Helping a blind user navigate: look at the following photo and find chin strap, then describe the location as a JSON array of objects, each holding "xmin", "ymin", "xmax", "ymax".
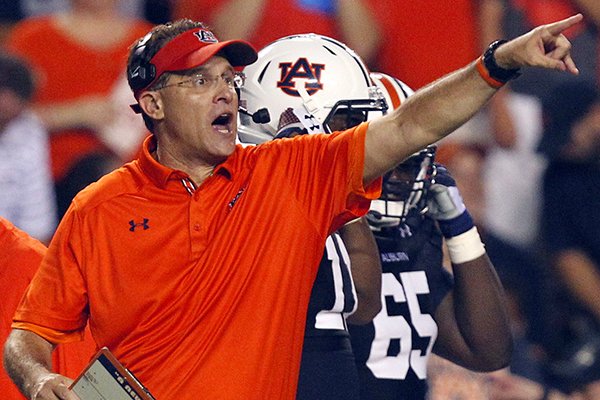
[{"xmin": 296, "ymin": 84, "xmax": 327, "ymax": 132}]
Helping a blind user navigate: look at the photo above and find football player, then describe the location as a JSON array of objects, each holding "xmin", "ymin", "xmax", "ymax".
[
  {"xmin": 238, "ymin": 34, "xmax": 387, "ymax": 400},
  {"xmin": 347, "ymin": 72, "xmax": 512, "ymax": 399}
]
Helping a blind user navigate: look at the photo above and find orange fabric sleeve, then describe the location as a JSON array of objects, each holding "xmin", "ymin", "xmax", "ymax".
[{"xmin": 12, "ymin": 210, "xmax": 89, "ymax": 343}]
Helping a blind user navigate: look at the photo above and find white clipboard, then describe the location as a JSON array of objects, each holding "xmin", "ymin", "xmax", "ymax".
[{"xmin": 69, "ymin": 347, "xmax": 156, "ymax": 400}]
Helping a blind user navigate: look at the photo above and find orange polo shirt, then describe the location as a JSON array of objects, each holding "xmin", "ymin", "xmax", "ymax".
[{"xmin": 13, "ymin": 123, "xmax": 380, "ymax": 399}]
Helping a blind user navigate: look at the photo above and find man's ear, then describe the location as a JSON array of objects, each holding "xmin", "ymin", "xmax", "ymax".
[{"xmin": 138, "ymin": 91, "xmax": 164, "ymax": 120}]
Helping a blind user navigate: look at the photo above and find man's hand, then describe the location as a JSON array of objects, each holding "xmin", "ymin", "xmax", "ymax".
[
  {"xmin": 495, "ymin": 13, "xmax": 583, "ymax": 73},
  {"xmin": 426, "ymin": 164, "xmax": 474, "ymax": 238},
  {"xmin": 361, "ymin": 14, "xmax": 583, "ymax": 186},
  {"xmin": 3, "ymin": 329, "xmax": 79, "ymax": 400},
  {"xmin": 29, "ymin": 373, "xmax": 79, "ymax": 400},
  {"xmin": 427, "ymin": 164, "xmax": 487, "ymax": 265}
]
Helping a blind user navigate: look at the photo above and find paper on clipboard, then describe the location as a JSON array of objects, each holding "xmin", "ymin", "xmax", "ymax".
[{"xmin": 69, "ymin": 347, "xmax": 155, "ymax": 400}]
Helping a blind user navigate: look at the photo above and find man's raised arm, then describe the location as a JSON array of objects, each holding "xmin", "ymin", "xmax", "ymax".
[{"xmin": 363, "ymin": 13, "xmax": 583, "ymax": 184}]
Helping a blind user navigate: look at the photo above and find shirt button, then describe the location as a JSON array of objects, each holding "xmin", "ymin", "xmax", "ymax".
[{"xmin": 194, "ymin": 223, "xmax": 201, "ymax": 231}]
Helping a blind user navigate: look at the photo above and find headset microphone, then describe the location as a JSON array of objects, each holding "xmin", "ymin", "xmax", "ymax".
[{"xmin": 239, "ymin": 106, "xmax": 271, "ymax": 124}]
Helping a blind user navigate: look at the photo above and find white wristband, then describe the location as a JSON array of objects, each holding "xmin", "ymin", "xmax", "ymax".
[{"xmin": 445, "ymin": 227, "xmax": 486, "ymax": 264}]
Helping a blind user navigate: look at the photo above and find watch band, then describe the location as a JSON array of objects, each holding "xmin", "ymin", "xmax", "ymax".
[{"xmin": 477, "ymin": 39, "xmax": 521, "ymax": 88}]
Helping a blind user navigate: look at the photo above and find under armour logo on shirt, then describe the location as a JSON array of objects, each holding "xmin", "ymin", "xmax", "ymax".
[{"xmin": 129, "ymin": 218, "xmax": 150, "ymax": 232}]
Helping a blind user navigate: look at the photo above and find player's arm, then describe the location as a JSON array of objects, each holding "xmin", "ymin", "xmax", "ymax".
[
  {"xmin": 434, "ymin": 255, "xmax": 512, "ymax": 371},
  {"xmin": 425, "ymin": 165, "xmax": 512, "ymax": 371},
  {"xmin": 362, "ymin": 14, "xmax": 582, "ymax": 184},
  {"xmin": 3, "ymin": 329, "xmax": 78, "ymax": 400},
  {"xmin": 340, "ymin": 217, "xmax": 382, "ymax": 325}
]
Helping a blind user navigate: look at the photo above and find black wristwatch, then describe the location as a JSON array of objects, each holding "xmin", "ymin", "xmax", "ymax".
[{"xmin": 483, "ymin": 40, "xmax": 521, "ymax": 83}]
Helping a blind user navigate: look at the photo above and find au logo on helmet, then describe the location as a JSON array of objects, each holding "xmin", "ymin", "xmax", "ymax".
[{"xmin": 277, "ymin": 58, "xmax": 325, "ymax": 97}]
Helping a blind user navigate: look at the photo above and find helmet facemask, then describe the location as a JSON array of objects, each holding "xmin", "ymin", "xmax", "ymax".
[
  {"xmin": 273, "ymin": 95, "xmax": 388, "ymax": 139},
  {"xmin": 368, "ymin": 145, "xmax": 437, "ymax": 233},
  {"xmin": 323, "ymin": 95, "xmax": 388, "ymax": 133}
]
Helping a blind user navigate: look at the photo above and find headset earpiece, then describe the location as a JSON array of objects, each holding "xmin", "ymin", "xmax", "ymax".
[{"xmin": 127, "ymin": 34, "xmax": 156, "ymax": 91}]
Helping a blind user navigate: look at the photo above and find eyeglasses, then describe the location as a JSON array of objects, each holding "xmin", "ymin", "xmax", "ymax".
[{"xmin": 156, "ymin": 71, "xmax": 246, "ymax": 92}]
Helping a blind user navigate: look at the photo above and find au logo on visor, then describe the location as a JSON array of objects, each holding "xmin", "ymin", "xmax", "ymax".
[{"xmin": 193, "ymin": 29, "xmax": 218, "ymax": 43}]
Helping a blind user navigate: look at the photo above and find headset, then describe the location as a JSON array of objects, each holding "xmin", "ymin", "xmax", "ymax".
[{"xmin": 127, "ymin": 32, "xmax": 156, "ymax": 92}]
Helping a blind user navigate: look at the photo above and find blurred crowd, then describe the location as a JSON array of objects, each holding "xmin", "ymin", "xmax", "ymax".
[{"xmin": 0, "ymin": 0, "xmax": 599, "ymax": 399}]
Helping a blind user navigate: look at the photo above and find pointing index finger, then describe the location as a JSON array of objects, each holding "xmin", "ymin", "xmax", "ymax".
[{"xmin": 546, "ymin": 13, "xmax": 583, "ymax": 35}]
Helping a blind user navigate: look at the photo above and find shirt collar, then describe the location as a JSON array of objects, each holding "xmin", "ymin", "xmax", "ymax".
[{"xmin": 137, "ymin": 135, "xmax": 237, "ymax": 189}]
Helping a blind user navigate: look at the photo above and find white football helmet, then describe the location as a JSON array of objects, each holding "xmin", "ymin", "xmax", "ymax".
[
  {"xmin": 366, "ymin": 72, "xmax": 437, "ymax": 231},
  {"xmin": 237, "ymin": 33, "xmax": 387, "ymax": 144},
  {"xmin": 369, "ymin": 71, "xmax": 414, "ymax": 110}
]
